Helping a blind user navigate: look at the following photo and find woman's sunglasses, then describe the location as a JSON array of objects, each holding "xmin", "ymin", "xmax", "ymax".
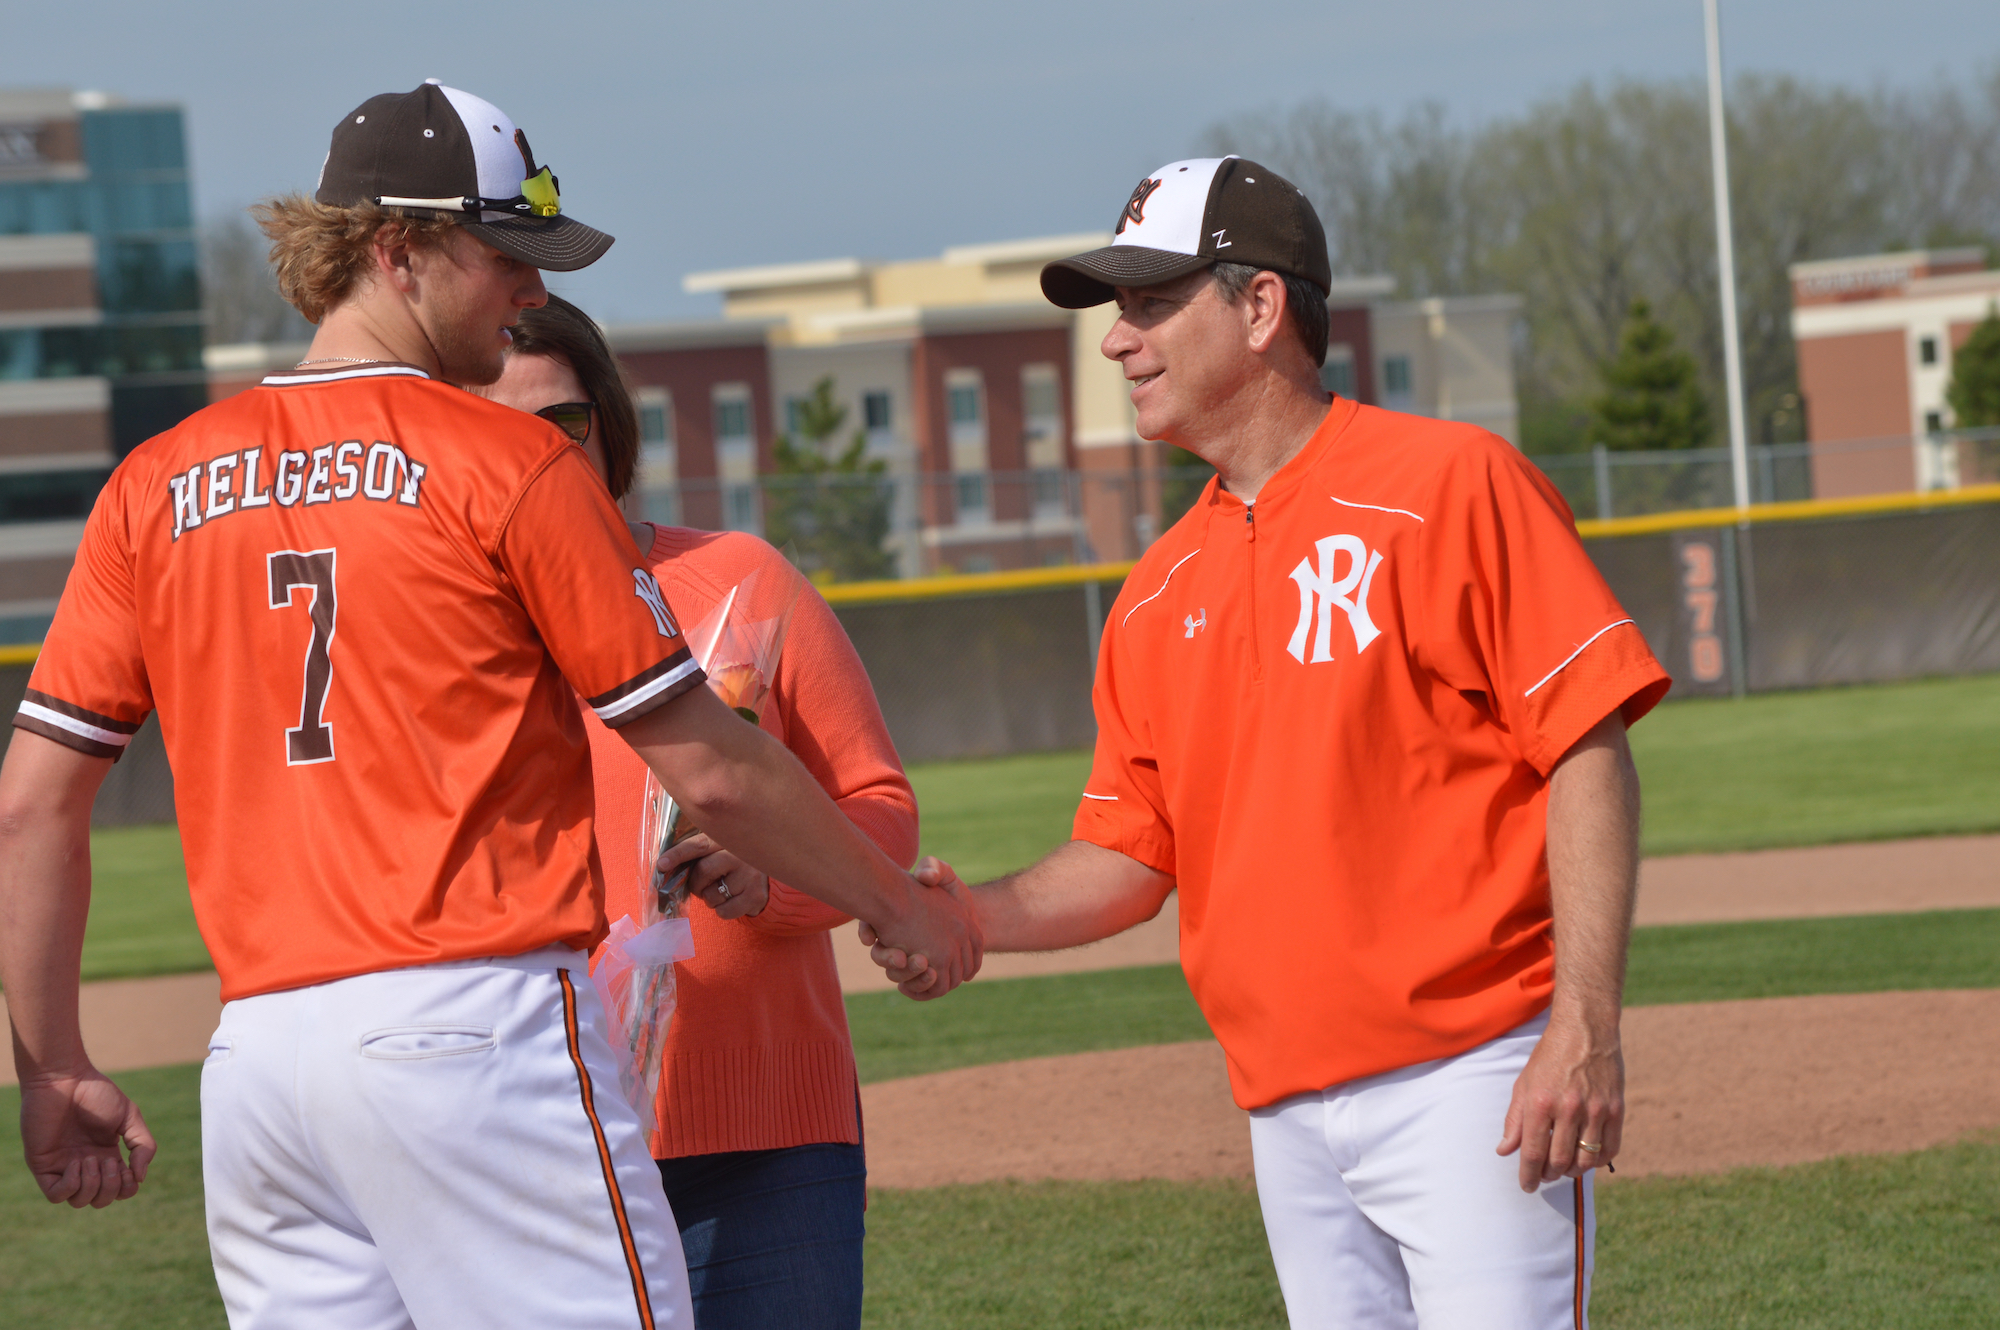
[{"xmin": 536, "ymin": 401, "xmax": 595, "ymax": 445}]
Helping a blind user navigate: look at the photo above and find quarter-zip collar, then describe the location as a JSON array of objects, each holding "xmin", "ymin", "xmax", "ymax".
[{"xmin": 1203, "ymin": 395, "xmax": 1357, "ymax": 524}]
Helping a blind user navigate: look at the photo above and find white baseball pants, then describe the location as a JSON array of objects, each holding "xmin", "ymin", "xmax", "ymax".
[
  {"xmin": 1249, "ymin": 1014, "xmax": 1593, "ymax": 1330},
  {"xmin": 200, "ymin": 946, "xmax": 692, "ymax": 1329}
]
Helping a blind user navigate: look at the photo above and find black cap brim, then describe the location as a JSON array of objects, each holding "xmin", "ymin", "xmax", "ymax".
[
  {"xmin": 1040, "ymin": 246, "xmax": 1215, "ymax": 308},
  {"xmin": 468, "ymin": 214, "xmax": 615, "ymax": 272}
]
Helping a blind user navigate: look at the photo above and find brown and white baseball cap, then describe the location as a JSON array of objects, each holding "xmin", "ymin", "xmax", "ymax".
[
  {"xmin": 314, "ymin": 80, "xmax": 613, "ymax": 272},
  {"xmin": 1041, "ymin": 157, "xmax": 1329, "ymax": 308}
]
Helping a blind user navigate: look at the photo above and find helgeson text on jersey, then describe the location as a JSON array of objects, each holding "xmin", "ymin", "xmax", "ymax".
[{"xmin": 168, "ymin": 441, "xmax": 429, "ymax": 541}]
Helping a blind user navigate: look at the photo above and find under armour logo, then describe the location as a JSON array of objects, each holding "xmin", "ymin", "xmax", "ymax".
[
  {"xmin": 1287, "ymin": 535, "xmax": 1383, "ymax": 663},
  {"xmin": 1117, "ymin": 177, "xmax": 1162, "ymax": 234},
  {"xmin": 1184, "ymin": 609, "xmax": 1206, "ymax": 638},
  {"xmin": 631, "ymin": 569, "xmax": 680, "ymax": 638}
]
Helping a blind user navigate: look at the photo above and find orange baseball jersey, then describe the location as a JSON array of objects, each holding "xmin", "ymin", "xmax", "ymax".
[
  {"xmin": 1075, "ymin": 397, "xmax": 1670, "ymax": 1110},
  {"xmin": 15, "ymin": 363, "xmax": 704, "ymax": 1001}
]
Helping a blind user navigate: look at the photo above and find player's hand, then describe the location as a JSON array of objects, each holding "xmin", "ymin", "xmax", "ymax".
[
  {"xmin": 657, "ymin": 832, "xmax": 768, "ymax": 920},
  {"xmin": 1496, "ymin": 1013, "xmax": 1624, "ymax": 1191},
  {"xmin": 858, "ymin": 856, "xmax": 979, "ymax": 1000},
  {"xmin": 18, "ymin": 1068, "xmax": 156, "ymax": 1208}
]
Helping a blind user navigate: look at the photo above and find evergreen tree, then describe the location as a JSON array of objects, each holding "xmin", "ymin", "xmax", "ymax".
[
  {"xmin": 1945, "ymin": 304, "xmax": 2000, "ymax": 429},
  {"xmin": 1589, "ymin": 299, "xmax": 1713, "ymax": 452},
  {"xmin": 765, "ymin": 376, "xmax": 895, "ymax": 583}
]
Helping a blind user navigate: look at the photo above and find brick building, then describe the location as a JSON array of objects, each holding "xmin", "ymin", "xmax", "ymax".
[
  {"xmin": 1790, "ymin": 247, "xmax": 2000, "ymax": 496},
  {"xmin": 0, "ymin": 88, "xmax": 203, "ymax": 641}
]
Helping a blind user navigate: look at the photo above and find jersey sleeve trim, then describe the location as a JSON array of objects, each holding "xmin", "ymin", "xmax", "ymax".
[
  {"xmin": 588, "ymin": 650, "xmax": 706, "ymax": 727},
  {"xmin": 1522, "ymin": 619, "xmax": 1635, "ymax": 698},
  {"xmin": 14, "ymin": 689, "xmax": 140, "ymax": 760}
]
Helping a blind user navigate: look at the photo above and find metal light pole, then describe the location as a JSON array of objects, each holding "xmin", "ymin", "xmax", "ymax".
[{"xmin": 1704, "ymin": 0, "xmax": 1752, "ymax": 513}]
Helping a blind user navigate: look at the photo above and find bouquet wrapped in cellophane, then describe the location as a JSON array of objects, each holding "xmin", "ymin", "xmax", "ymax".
[{"xmin": 591, "ymin": 567, "xmax": 801, "ymax": 1133}]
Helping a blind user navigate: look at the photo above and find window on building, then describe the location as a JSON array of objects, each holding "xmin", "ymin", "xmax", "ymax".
[
  {"xmin": 949, "ymin": 381, "xmax": 982, "ymax": 427},
  {"xmin": 784, "ymin": 395, "xmax": 810, "ymax": 437},
  {"xmin": 863, "ymin": 390, "xmax": 892, "ymax": 432},
  {"xmin": 955, "ymin": 472, "xmax": 989, "ymax": 519},
  {"xmin": 714, "ymin": 392, "xmax": 752, "ymax": 443},
  {"xmin": 726, "ymin": 484, "xmax": 760, "ymax": 533},
  {"xmin": 1919, "ymin": 337, "xmax": 1938, "ymax": 367},
  {"xmin": 1382, "ymin": 355, "xmax": 1412, "ymax": 396},
  {"xmin": 1321, "ymin": 348, "xmax": 1356, "ymax": 399},
  {"xmin": 1031, "ymin": 467, "xmax": 1067, "ymax": 516},
  {"xmin": 638, "ymin": 390, "xmax": 672, "ymax": 447},
  {"xmin": 1021, "ymin": 364, "xmax": 1064, "ymax": 470},
  {"xmin": 1925, "ymin": 411, "xmax": 1944, "ymax": 434}
]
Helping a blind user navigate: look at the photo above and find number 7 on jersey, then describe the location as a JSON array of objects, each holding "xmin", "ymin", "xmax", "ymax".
[{"xmin": 268, "ymin": 549, "xmax": 338, "ymax": 765}]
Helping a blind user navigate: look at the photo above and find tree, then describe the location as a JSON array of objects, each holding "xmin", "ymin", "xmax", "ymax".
[
  {"xmin": 1590, "ymin": 299, "xmax": 1712, "ymax": 452},
  {"xmin": 764, "ymin": 376, "xmax": 896, "ymax": 583},
  {"xmin": 200, "ymin": 213, "xmax": 312, "ymax": 345},
  {"xmin": 1946, "ymin": 305, "xmax": 2000, "ymax": 428}
]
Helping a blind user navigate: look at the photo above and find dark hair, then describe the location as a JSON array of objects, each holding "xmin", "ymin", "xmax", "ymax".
[
  {"xmin": 1210, "ymin": 262, "xmax": 1331, "ymax": 369},
  {"xmin": 508, "ymin": 294, "xmax": 642, "ymax": 499}
]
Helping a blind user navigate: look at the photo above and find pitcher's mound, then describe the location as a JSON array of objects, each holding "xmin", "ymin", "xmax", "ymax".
[{"xmin": 861, "ymin": 990, "xmax": 2000, "ymax": 1188}]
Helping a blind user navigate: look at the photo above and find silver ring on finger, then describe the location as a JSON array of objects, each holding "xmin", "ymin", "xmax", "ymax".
[{"xmin": 715, "ymin": 877, "xmax": 731, "ymax": 901}]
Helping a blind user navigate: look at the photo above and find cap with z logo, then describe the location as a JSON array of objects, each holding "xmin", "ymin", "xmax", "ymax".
[
  {"xmin": 1041, "ymin": 156, "xmax": 1329, "ymax": 308},
  {"xmin": 315, "ymin": 80, "xmax": 613, "ymax": 272}
]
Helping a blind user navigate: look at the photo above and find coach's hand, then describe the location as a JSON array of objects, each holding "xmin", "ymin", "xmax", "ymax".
[
  {"xmin": 1496, "ymin": 1014, "xmax": 1624, "ymax": 1191},
  {"xmin": 19, "ymin": 1068, "xmax": 156, "ymax": 1208},
  {"xmin": 658, "ymin": 832, "xmax": 768, "ymax": 920},
  {"xmin": 860, "ymin": 856, "xmax": 977, "ymax": 999}
]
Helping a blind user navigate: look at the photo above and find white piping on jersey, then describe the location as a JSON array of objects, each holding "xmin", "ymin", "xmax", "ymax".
[
  {"xmin": 261, "ymin": 365, "xmax": 433, "ymax": 386},
  {"xmin": 1524, "ymin": 619, "xmax": 1635, "ymax": 698},
  {"xmin": 17, "ymin": 701, "xmax": 133, "ymax": 749},
  {"xmin": 1329, "ymin": 494, "xmax": 1425, "ymax": 523},
  {"xmin": 592, "ymin": 656, "xmax": 705, "ymax": 723},
  {"xmin": 1079, "ymin": 792, "xmax": 1118, "ymax": 801},
  {"xmin": 1122, "ymin": 548, "xmax": 1203, "ymax": 629}
]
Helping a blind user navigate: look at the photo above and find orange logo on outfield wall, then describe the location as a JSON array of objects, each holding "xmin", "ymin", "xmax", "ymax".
[{"xmin": 1117, "ymin": 177, "xmax": 1163, "ymax": 234}]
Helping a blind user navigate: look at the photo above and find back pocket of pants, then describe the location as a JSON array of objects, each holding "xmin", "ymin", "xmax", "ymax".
[{"xmin": 360, "ymin": 1026, "xmax": 495, "ymax": 1060}]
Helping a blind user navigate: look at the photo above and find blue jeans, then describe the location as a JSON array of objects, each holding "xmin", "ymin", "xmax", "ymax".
[{"xmin": 656, "ymin": 1141, "xmax": 866, "ymax": 1330}]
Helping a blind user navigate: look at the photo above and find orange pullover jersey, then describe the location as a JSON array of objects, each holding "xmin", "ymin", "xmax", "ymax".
[
  {"xmin": 1074, "ymin": 398, "xmax": 1670, "ymax": 1110},
  {"xmin": 16, "ymin": 364, "xmax": 704, "ymax": 1001}
]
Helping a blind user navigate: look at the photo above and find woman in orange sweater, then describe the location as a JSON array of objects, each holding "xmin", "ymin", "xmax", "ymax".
[{"xmin": 480, "ymin": 296, "xmax": 907, "ymax": 1330}]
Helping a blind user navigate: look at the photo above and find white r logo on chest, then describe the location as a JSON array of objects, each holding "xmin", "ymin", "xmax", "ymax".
[{"xmin": 1287, "ymin": 535, "xmax": 1383, "ymax": 663}]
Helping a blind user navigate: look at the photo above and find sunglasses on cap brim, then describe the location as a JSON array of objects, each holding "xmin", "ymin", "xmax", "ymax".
[
  {"xmin": 377, "ymin": 166, "xmax": 564, "ymax": 219},
  {"xmin": 535, "ymin": 401, "xmax": 594, "ymax": 444}
]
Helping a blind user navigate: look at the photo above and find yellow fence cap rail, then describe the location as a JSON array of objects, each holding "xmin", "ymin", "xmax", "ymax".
[
  {"xmin": 0, "ymin": 643, "xmax": 41, "ymax": 666},
  {"xmin": 1575, "ymin": 483, "xmax": 2000, "ymax": 539},
  {"xmin": 818, "ymin": 560, "xmax": 1138, "ymax": 606}
]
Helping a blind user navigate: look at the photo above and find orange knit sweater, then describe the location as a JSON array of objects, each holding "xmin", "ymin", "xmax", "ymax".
[{"xmin": 583, "ymin": 524, "xmax": 917, "ymax": 1159}]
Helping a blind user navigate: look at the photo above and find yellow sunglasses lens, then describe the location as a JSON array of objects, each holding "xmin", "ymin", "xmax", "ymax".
[{"xmin": 521, "ymin": 167, "xmax": 560, "ymax": 217}]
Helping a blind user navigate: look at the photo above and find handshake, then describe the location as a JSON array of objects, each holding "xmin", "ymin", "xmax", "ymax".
[{"xmin": 859, "ymin": 857, "xmax": 979, "ymax": 999}]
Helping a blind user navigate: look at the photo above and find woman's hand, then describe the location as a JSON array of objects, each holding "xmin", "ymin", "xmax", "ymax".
[{"xmin": 657, "ymin": 832, "xmax": 769, "ymax": 920}]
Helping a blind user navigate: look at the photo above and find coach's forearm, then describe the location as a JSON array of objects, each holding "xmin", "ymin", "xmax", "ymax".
[
  {"xmin": 972, "ymin": 840, "xmax": 1175, "ymax": 952},
  {"xmin": 617, "ymin": 688, "xmax": 921, "ymax": 933},
  {"xmin": 1544, "ymin": 712, "xmax": 1642, "ymax": 1037},
  {"xmin": 0, "ymin": 734, "xmax": 109, "ymax": 1082}
]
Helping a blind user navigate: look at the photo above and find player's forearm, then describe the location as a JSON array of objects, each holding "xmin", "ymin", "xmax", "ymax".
[
  {"xmin": 620, "ymin": 690, "xmax": 922, "ymax": 934},
  {"xmin": 1544, "ymin": 712, "xmax": 1642, "ymax": 1042},
  {"xmin": 972, "ymin": 840, "xmax": 1175, "ymax": 952},
  {"xmin": 0, "ymin": 743, "xmax": 104, "ymax": 1082}
]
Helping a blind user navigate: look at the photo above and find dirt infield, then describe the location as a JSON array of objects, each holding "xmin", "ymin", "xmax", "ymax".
[
  {"xmin": 860, "ymin": 989, "xmax": 2000, "ymax": 1187},
  {"xmin": 831, "ymin": 832, "xmax": 2000, "ymax": 993}
]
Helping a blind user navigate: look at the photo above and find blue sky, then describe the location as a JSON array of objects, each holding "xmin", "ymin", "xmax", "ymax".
[{"xmin": 8, "ymin": 1, "xmax": 1995, "ymax": 322}]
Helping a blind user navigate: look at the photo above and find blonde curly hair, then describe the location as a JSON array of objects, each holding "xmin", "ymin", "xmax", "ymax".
[{"xmin": 251, "ymin": 194, "xmax": 458, "ymax": 324}]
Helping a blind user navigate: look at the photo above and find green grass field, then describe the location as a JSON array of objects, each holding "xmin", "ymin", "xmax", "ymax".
[{"xmin": 9, "ymin": 1065, "xmax": 1997, "ymax": 1330}]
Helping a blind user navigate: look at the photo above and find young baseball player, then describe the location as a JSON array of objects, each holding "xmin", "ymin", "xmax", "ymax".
[
  {"xmin": 874, "ymin": 158, "xmax": 1669, "ymax": 1328},
  {"xmin": 0, "ymin": 83, "xmax": 978, "ymax": 1329}
]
